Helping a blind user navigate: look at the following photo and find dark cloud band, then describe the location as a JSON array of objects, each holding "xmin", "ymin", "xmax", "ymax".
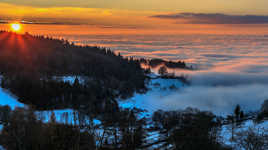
[{"xmin": 151, "ymin": 13, "xmax": 268, "ymax": 24}]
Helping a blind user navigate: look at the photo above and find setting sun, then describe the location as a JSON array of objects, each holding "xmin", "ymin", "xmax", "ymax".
[{"xmin": 10, "ymin": 23, "xmax": 21, "ymax": 32}]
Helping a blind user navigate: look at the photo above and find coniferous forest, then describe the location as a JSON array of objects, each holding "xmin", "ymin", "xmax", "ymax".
[{"xmin": 0, "ymin": 31, "xmax": 147, "ymax": 110}]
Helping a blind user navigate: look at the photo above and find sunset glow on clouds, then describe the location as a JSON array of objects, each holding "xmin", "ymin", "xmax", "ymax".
[
  {"xmin": 0, "ymin": 2, "xmax": 159, "ymax": 28},
  {"xmin": 108, "ymin": 34, "xmax": 268, "ymax": 115},
  {"xmin": 1, "ymin": 0, "xmax": 268, "ymax": 14}
]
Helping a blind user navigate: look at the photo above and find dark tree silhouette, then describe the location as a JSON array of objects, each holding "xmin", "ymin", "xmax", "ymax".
[{"xmin": 158, "ymin": 66, "xmax": 168, "ymax": 76}]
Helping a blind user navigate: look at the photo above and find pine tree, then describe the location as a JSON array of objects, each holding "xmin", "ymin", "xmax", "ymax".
[{"xmin": 234, "ymin": 105, "xmax": 241, "ymax": 120}]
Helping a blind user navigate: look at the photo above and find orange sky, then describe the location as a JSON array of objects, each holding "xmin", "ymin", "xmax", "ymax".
[{"xmin": 1, "ymin": 1, "xmax": 268, "ymax": 31}]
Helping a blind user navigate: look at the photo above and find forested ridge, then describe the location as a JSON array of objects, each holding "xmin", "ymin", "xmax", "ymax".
[{"xmin": 0, "ymin": 31, "xmax": 147, "ymax": 110}]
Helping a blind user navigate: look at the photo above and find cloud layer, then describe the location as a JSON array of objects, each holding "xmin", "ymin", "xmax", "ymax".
[
  {"xmin": 151, "ymin": 13, "xmax": 268, "ymax": 24},
  {"xmin": 105, "ymin": 33, "xmax": 268, "ymax": 115},
  {"xmin": 124, "ymin": 65, "xmax": 268, "ymax": 116}
]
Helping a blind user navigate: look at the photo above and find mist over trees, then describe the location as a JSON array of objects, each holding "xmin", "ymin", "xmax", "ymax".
[{"xmin": 140, "ymin": 58, "xmax": 190, "ymax": 69}]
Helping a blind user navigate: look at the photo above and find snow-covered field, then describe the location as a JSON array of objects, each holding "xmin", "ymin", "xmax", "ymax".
[
  {"xmin": 0, "ymin": 76, "xmax": 80, "ymax": 110},
  {"xmin": 118, "ymin": 76, "xmax": 268, "ymax": 148},
  {"xmin": 35, "ymin": 109, "xmax": 101, "ymax": 125},
  {"xmin": 0, "ymin": 88, "xmax": 24, "ymax": 109},
  {"xmin": 118, "ymin": 77, "xmax": 185, "ymax": 115},
  {"xmin": 0, "ymin": 145, "xmax": 5, "ymax": 150},
  {"xmin": 53, "ymin": 76, "xmax": 84, "ymax": 84},
  {"xmin": 220, "ymin": 119, "xmax": 268, "ymax": 149}
]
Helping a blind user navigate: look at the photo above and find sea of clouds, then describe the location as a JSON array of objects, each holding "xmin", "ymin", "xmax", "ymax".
[{"xmin": 66, "ymin": 33, "xmax": 268, "ymax": 115}]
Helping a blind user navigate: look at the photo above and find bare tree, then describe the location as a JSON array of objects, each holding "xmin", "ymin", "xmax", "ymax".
[{"xmin": 233, "ymin": 126, "xmax": 268, "ymax": 150}]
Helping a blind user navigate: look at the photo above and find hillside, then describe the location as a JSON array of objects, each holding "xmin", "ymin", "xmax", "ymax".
[{"xmin": 0, "ymin": 31, "xmax": 147, "ymax": 111}]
